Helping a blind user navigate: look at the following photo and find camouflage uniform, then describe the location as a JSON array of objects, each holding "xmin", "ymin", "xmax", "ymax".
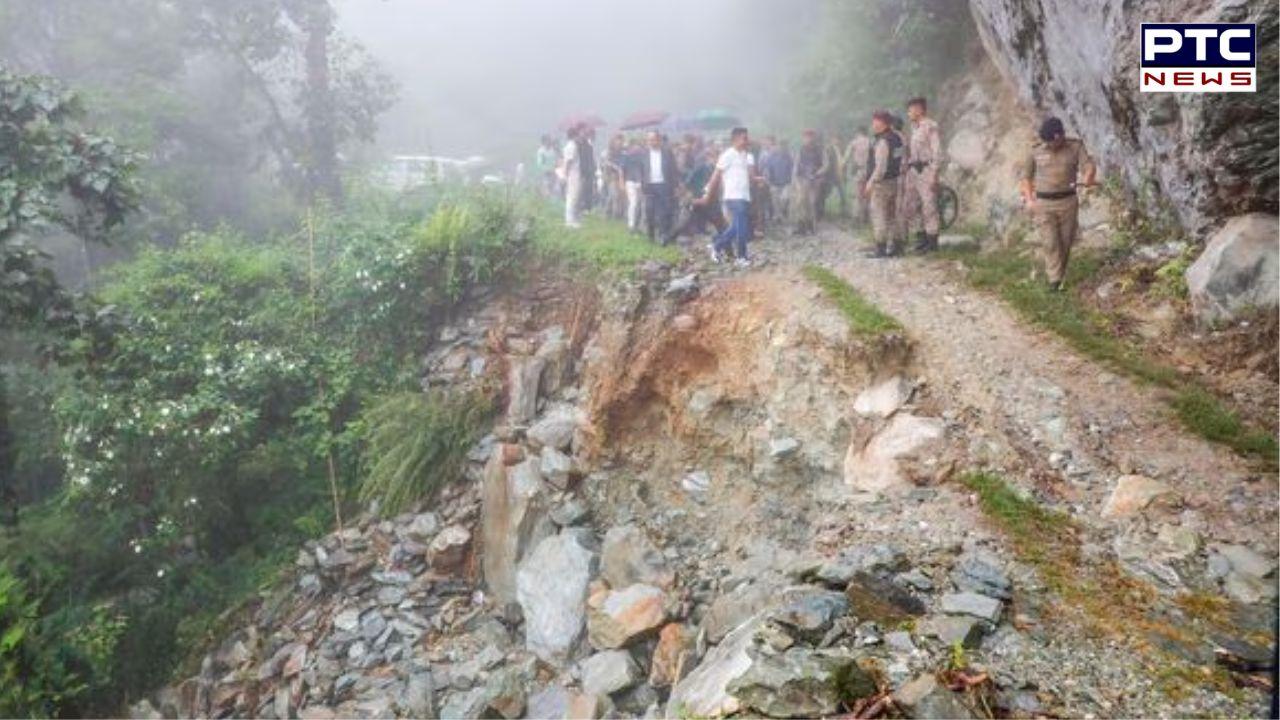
[
  {"xmin": 902, "ymin": 116, "xmax": 942, "ymax": 247},
  {"xmin": 844, "ymin": 135, "xmax": 871, "ymax": 224},
  {"xmin": 866, "ymin": 130, "xmax": 904, "ymax": 255},
  {"xmin": 1021, "ymin": 138, "xmax": 1095, "ymax": 284}
]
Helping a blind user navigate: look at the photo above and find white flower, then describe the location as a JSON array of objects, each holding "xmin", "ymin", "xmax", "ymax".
[
  {"xmin": 160, "ymin": 406, "xmax": 171, "ymax": 417},
  {"xmin": 156, "ymin": 569, "xmax": 165, "ymax": 578}
]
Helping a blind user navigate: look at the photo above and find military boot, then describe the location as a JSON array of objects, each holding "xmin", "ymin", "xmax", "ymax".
[
  {"xmin": 863, "ymin": 243, "xmax": 887, "ymax": 258},
  {"xmin": 912, "ymin": 231, "xmax": 930, "ymax": 254},
  {"xmin": 924, "ymin": 233, "xmax": 939, "ymax": 253}
]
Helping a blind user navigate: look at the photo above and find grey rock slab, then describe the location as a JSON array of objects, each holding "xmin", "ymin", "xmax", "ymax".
[
  {"xmin": 768, "ymin": 587, "xmax": 850, "ymax": 642},
  {"xmin": 893, "ymin": 673, "xmax": 975, "ymax": 719},
  {"xmin": 668, "ymin": 614, "xmax": 763, "ymax": 718},
  {"xmin": 333, "ymin": 608, "xmax": 361, "ymax": 633},
  {"xmin": 702, "ymin": 581, "xmax": 777, "ymax": 644},
  {"xmin": 950, "ymin": 553, "xmax": 1012, "ymax": 600},
  {"xmin": 918, "ymin": 615, "xmax": 987, "ymax": 649},
  {"xmin": 940, "ymin": 592, "xmax": 1003, "ymax": 623},
  {"xmin": 580, "ymin": 650, "xmax": 642, "ymax": 697}
]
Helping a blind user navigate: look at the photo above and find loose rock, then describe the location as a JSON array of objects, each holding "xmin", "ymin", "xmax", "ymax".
[
  {"xmin": 517, "ymin": 533, "xmax": 597, "ymax": 664},
  {"xmin": 580, "ymin": 650, "xmax": 641, "ymax": 697},
  {"xmin": 587, "ymin": 584, "xmax": 667, "ymax": 649}
]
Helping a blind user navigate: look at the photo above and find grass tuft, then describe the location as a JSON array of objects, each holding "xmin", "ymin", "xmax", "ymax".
[
  {"xmin": 359, "ymin": 389, "xmax": 493, "ymax": 514},
  {"xmin": 803, "ymin": 265, "xmax": 903, "ymax": 336}
]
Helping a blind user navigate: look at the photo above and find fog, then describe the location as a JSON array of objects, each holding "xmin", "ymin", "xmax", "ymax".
[{"xmin": 336, "ymin": 0, "xmax": 820, "ymax": 162}]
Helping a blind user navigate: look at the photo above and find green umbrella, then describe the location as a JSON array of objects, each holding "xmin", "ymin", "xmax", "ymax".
[{"xmin": 693, "ymin": 109, "xmax": 742, "ymax": 130}]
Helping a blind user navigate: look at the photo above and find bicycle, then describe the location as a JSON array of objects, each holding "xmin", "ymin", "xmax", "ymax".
[{"xmin": 937, "ymin": 182, "xmax": 959, "ymax": 232}]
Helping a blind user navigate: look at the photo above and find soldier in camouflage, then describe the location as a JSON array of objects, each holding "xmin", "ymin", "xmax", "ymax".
[
  {"xmin": 902, "ymin": 97, "xmax": 943, "ymax": 253},
  {"xmin": 1018, "ymin": 116, "xmax": 1097, "ymax": 290},
  {"xmin": 860, "ymin": 110, "xmax": 905, "ymax": 258}
]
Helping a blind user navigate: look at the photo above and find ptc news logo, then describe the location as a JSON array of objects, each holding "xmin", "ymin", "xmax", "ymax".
[{"xmin": 1140, "ymin": 23, "xmax": 1256, "ymax": 92}]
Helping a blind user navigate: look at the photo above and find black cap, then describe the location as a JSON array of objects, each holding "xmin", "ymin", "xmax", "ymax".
[{"xmin": 1039, "ymin": 117, "xmax": 1065, "ymax": 141}]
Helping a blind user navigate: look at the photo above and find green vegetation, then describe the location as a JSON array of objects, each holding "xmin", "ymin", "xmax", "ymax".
[
  {"xmin": 804, "ymin": 265, "xmax": 903, "ymax": 336},
  {"xmin": 359, "ymin": 390, "xmax": 493, "ymax": 514},
  {"xmin": 1, "ymin": 186, "xmax": 528, "ymax": 715},
  {"xmin": 0, "ymin": 564, "xmax": 124, "ymax": 716},
  {"xmin": 792, "ymin": 1, "xmax": 974, "ymax": 129},
  {"xmin": 958, "ymin": 472, "xmax": 1074, "ymax": 587},
  {"xmin": 531, "ymin": 207, "xmax": 679, "ymax": 273},
  {"xmin": 935, "ymin": 245, "xmax": 1277, "ymax": 468}
]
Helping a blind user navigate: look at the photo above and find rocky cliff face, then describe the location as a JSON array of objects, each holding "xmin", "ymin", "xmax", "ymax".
[{"xmin": 968, "ymin": 0, "xmax": 1278, "ymax": 234}]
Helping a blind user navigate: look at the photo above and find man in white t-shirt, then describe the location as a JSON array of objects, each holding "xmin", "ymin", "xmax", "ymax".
[{"xmin": 697, "ymin": 126, "xmax": 756, "ymax": 266}]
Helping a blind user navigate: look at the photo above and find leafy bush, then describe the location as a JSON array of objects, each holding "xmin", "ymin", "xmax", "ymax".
[
  {"xmin": 359, "ymin": 390, "xmax": 493, "ymax": 514},
  {"xmin": 0, "ymin": 564, "xmax": 124, "ymax": 718}
]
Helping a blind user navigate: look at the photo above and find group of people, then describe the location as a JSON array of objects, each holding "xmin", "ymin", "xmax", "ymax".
[{"xmin": 536, "ymin": 97, "xmax": 1097, "ymax": 286}]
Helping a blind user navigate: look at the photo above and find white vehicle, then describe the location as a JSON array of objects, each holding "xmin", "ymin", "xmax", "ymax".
[{"xmin": 378, "ymin": 155, "xmax": 491, "ymax": 190}]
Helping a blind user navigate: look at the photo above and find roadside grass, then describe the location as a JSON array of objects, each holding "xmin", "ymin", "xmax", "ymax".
[
  {"xmin": 532, "ymin": 209, "xmax": 679, "ymax": 273},
  {"xmin": 958, "ymin": 471, "xmax": 1245, "ymax": 701},
  {"xmin": 935, "ymin": 246, "xmax": 1278, "ymax": 469},
  {"xmin": 803, "ymin": 265, "xmax": 903, "ymax": 336}
]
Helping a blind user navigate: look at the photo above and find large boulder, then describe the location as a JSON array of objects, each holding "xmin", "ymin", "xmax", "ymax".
[
  {"xmin": 1186, "ymin": 214, "xmax": 1279, "ymax": 324},
  {"xmin": 600, "ymin": 525, "xmax": 675, "ymax": 590},
  {"xmin": 844, "ymin": 414, "xmax": 945, "ymax": 492},
  {"xmin": 482, "ymin": 455, "xmax": 553, "ymax": 605},
  {"xmin": 517, "ymin": 532, "xmax": 598, "ymax": 664}
]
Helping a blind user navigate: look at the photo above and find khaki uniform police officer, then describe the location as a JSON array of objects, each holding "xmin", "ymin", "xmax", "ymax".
[{"xmin": 1019, "ymin": 117, "xmax": 1097, "ymax": 289}]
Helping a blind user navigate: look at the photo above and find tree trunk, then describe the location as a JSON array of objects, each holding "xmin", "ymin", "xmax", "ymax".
[{"xmin": 297, "ymin": 0, "xmax": 341, "ymax": 205}]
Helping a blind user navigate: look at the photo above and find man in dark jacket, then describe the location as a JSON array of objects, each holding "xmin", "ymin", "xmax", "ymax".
[{"xmin": 640, "ymin": 131, "xmax": 681, "ymax": 244}]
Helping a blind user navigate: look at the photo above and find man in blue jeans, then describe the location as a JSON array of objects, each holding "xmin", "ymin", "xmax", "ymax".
[{"xmin": 696, "ymin": 126, "xmax": 757, "ymax": 267}]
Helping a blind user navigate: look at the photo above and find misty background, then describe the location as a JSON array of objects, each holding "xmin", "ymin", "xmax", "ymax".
[{"xmin": 336, "ymin": 0, "xmax": 819, "ymax": 162}]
